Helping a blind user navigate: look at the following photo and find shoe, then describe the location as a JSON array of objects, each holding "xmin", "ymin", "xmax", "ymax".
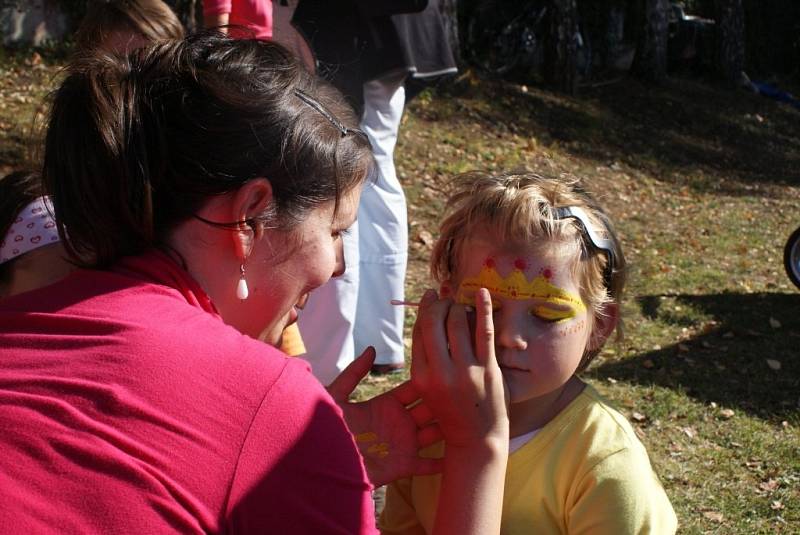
[{"xmin": 370, "ymin": 363, "xmax": 405, "ymax": 375}]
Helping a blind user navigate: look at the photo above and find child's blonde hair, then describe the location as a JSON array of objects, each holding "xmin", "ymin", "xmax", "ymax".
[
  {"xmin": 75, "ymin": 0, "xmax": 184, "ymax": 52},
  {"xmin": 430, "ymin": 171, "xmax": 627, "ymax": 371}
]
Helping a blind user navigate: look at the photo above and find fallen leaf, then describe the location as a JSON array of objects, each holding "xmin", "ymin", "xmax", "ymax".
[
  {"xmin": 631, "ymin": 411, "xmax": 647, "ymax": 422},
  {"xmin": 681, "ymin": 426, "xmax": 696, "ymax": 439},
  {"xmin": 416, "ymin": 230, "xmax": 434, "ymax": 246},
  {"xmin": 607, "ymin": 377, "xmax": 618, "ymax": 384},
  {"xmin": 719, "ymin": 408, "xmax": 735, "ymax": 419},
  {"xmin": 759, "ymin": 479, "xmax": 779, "ymax": 492},
  {"xmin": 769, "ymin": 317, "xmax": 781, "ymax": 329},
  {"xmin": 771, "ymin": 500, "xmax": 784, "ymax": 511},
  {"xmin": 703, "ymin": 511, "xmax": 724, "ymax": 523},
  {"xmin": 642, "ymin": 359, "xmax": 655, "ymax": 369},
  {"xmin": 722, "ymin": 331, "xmax": 735, "ymax": 338},
  {"xmin": 766, "ymin": 359, "xmax": 782, "ymax": 371},
  {"xmin": 677, "ymin": 343, "xmax": 690, "ymax": 352}
]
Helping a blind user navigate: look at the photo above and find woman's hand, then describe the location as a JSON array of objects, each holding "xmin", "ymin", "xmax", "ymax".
[
  {"xmin": 411, "ymin": 288, "xmax": 509, "ymax": 449},
  {"xmin": 328, "ymin": 348, "xmax": 444, "ymax": 487}
]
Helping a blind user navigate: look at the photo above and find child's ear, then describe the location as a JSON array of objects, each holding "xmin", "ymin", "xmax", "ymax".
[
  {"xmin": 439, "ymin": 280, "xmax": 453, "ymax": 299},
  {"xmin": 587, "ymin": 302, "xmax": 619, "ymax": 352}
]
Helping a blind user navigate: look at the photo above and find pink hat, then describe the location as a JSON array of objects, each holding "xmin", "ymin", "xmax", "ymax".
[{"xmin": 0, "ymin": 197, "xmax": 60, "ymax": 265}]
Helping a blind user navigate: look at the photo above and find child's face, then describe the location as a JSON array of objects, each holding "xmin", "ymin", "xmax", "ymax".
[{"xmin": 446, "ymin": 232, "xmax": 593, "ymax": 405}]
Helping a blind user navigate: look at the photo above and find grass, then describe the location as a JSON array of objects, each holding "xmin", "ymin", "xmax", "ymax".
[{"xmin": 1, "ymin": 49, "xmax": 798, "ymax": 533}]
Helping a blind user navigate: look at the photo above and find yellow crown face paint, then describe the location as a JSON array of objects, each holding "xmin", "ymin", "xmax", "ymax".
[{"xmin": 455, "ymin": 258, "xmax": 586, "ymax": 321}]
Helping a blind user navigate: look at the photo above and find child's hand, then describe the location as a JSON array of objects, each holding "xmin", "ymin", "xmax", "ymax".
[{"xmin": 411, "ymin": 288, "xmax": 509, "ymax": 449}]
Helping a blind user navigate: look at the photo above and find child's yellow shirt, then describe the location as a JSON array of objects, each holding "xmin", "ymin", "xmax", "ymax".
[{"xmin": 379, "ymin": 383, "xmax": 677, "ymax": 535}]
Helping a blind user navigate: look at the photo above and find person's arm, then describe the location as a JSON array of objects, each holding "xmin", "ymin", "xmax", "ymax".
[
  {"xmin": 226, "ymin": 359, "xmax": 376, "ymax": 534},
  {"xmin": 412, "ymin": 288, "xmax": 509, "ymax": 535},
  {"xmin": 202, "ymin": 1, "xmax": 231, "ymax": 33}
]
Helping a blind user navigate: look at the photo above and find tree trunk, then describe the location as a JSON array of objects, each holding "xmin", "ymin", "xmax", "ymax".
[
  {"xmin": 543, "ymin": 0, "xmax": 578, "ymax": 95},
  {"xmin": 715, "ymin": 0, "xmax": 745, "ymax": 86},
  {"xmin": 439, "ymin": 0, "xmax": 461, "ymax": 66},
  {"xmin": 632, "ymin": 0, "xmax": 669, "ymax": 83}
]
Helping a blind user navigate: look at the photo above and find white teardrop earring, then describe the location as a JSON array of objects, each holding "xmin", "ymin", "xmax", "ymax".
[{"xmin": 236, "ymin": 264, "xmax": 249, "ymax": 300}]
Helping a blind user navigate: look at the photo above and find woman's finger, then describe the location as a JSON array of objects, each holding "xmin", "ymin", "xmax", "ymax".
[
  {"xmin": 409, "ymin": 400, "xmax": 435, "ymax": 428},
  {"xmin": 417, "ymin": 423, "xmax": 444, "ymax": 448},
  {"xmin": 473, "ymin": 288, "xmax": 496, "ymax": 366},
  {"xmin": 326, "ymin": 346, "xmax": 375, "ymax": 402},
  {"xmin": 420, "ymin": 296, "xmax": 455, "ymax": 378},
  {"xmin": 389, "ymin": 380, "xmax": 419, "ymax": 407},
  {"xmin": 409, "ymin": 456, "xmax": 443, "ymax": 477},
  {"xmin": 410, "ymin": 289, "xmax": 438, "ymax": 383},
  {"xmin": 444, "ymin": 302, "xmax": 474, "ymax": 366}
]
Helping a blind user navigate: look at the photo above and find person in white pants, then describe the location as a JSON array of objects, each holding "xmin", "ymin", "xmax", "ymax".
[
  {"xmin": 293, "ymin": 0, "xmax": 456, "ymax": 385},
  {"xmin": 299, "ymin": 72, "xmax": 408, "ymax": 386}
]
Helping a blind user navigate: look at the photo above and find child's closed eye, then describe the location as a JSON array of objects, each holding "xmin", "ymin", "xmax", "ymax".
[{"xmin": 529, "ymin": 304, "xmax": 578, "ymax": 322}]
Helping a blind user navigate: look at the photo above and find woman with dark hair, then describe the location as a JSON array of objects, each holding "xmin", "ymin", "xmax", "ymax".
[{"xmin": 0, "ymin": 35, "xmax": 508, "ymax": 533}]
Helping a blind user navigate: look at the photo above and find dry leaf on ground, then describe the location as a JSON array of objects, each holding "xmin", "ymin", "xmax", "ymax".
[{"xmin": 766, "ymin": 359, "xmax": 781, "ymax": 371}]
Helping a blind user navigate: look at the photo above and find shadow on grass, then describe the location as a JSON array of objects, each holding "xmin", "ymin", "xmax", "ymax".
[
  {"xmin": 441, "ymin": 74, "xmax": 800, "ymax": 194},
  {"xmin": 586, "ymin": 292, "xmax": 800, "ymax": 422}
]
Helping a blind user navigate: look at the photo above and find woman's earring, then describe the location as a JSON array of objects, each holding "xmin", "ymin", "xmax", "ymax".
[{"xmin": 237, "ymin": 264, "xmax": 249, "ymax": 300}]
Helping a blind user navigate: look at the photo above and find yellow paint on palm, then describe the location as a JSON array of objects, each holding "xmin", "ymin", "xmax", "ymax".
[
  {"xmin": 355, "ymin": 431, "xmax": 390, "ymax": 458},
  {"xmin": 354, "ymin": 432, "xmax": 378, "ymax": 443},
  {"xmin": 367, "ymin": 442, "xmax": 390, "ymax": 458},
  {"xmin": 456, "ymin": 262, "xmax": 586, "ymax": 320}
]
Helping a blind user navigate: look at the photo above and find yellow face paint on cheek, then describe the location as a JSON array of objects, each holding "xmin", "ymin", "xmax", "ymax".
[{"xmin": 455, "ymin": 259, "xmax": 586, "ymax": 319}]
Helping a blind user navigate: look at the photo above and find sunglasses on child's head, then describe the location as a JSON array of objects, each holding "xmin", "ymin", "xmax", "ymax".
[{"xmin": 554, "ymin": 206, "xmax": 615, "ymax": 290}]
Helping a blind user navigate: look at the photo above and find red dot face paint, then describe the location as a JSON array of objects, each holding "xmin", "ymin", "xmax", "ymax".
[{"xmin": 514, "ymin": 257, "xmax": 527, "ymax": 270}]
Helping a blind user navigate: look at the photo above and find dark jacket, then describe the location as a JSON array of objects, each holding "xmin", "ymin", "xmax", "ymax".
[{"xmin": 293, "ymin": 0, "xmax": 455, "ymax": 112}]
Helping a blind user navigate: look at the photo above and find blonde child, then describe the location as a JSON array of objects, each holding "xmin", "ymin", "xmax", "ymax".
[{"xmin": 380, "ymin": 171, "xmax": 677, "ymax": 534}]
